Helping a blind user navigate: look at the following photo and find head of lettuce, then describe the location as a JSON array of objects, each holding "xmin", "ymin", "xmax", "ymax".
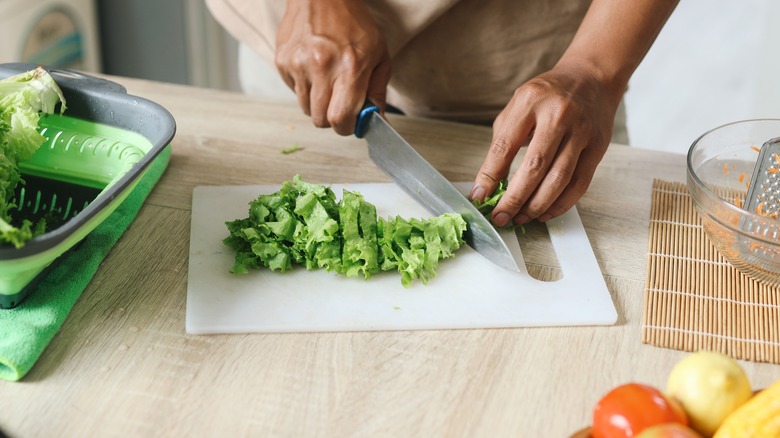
[{"xmin": 0, "ymin": 67, "xmax": 67, "ymax": 248}]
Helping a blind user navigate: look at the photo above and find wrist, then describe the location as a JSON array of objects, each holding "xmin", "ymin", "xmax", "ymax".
[{"xmin": 554, "ymin": 55, "xmax": 629, "ymax": 105}]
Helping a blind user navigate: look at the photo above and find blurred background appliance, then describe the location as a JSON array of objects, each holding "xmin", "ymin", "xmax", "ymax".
[
  {"xmin": 96, "ymin": 0, "xmax": 238, "ymax": 90},
  {"xmin": 0, "ymin": 0, "xmax": 101, "ymax": 72}
]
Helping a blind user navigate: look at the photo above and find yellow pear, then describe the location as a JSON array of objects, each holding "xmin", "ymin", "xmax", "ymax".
[{"xmin": 666, "ymin": 351, "xmax": 753, "ymax": 437}]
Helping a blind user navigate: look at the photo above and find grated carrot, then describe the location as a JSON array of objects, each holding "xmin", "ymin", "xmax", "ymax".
[
  {"xmin": 739, "ymin": 172, "xmax": 745, "ymax": 183},
  {"xmin": 752, "ymin": 145, "xmax": 761, "ymax": 152},
  {"xmin": 723, "ymin": 163, "xmax": 729, "ymax": 174},
  {"xmin": 770, "ymin": 167, "xmax": 779, "ymax": 174},
  {"xmin": 775, "ymin": 154, "xmax": 780, "ymax": 166}
]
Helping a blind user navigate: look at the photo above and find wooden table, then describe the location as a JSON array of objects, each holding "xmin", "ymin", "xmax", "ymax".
[{"xmin": 2, "ymin": 77, "xmax": 778, "ymax": 437}]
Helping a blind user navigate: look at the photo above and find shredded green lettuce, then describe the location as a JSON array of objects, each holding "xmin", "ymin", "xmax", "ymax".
[
  {"xmin": 377, "ymin": 213, "xmax": 466, "ymax": 287},
  {"xmin": 339, "ymin": 190, "xmax": 379, "ymax": 279},
  {"xmin": 470, "ymin": 179, "xmax": 524, "ymax": 232},
  {"xmin": 471, "ymin": 179, "xmax": 509, "ymax": 219},
  {"xmin": 0, "ymin": 67, "xmax": 67, "ymax": 248},
  {"xmin": 281, "ymin": 144, "xmax": 303, "ymax": 154},
  {"xmin": 224, "ymin": 175, "xmax": 467, "ymax": 287}
]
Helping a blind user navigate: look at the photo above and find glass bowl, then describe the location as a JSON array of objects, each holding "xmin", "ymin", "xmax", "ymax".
[{"xmin": 687, "ymin": 119, "xmax": 780, "ymax": 286}]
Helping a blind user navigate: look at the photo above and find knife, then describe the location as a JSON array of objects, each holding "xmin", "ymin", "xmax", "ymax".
[{"xmin": 355, "ymin": 102, "xmax": 521, "ymax": 272}]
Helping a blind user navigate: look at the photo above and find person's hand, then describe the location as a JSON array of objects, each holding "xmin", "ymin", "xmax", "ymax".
[
  {"xmin": 275, "ymin": 0, "xmax": 392, "ymax": 135},
  {"xmin": 470, "ymin": 62, "xmax": 624, "ymax": 227}
]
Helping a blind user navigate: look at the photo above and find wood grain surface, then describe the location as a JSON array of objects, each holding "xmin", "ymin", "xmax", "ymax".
[{"xmin": 1, "ymin": 76, "xmax": 778, "ymax": 437}]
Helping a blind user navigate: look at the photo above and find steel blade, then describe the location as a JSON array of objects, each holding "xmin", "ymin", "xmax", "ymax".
[{"xmin": 364, "ymin": 113, "xmax": 521, "ymax": 272}]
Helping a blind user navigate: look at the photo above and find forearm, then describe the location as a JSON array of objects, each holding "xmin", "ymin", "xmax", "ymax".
[
  {"xmin": 284, "ymin": 0, "xmax": 459, "ymax": 57},
  {"xmin": 282, "ymin": 0, "xmax": 374, "ymax": 34},
  {"xmin": 557, "ymin": 0, "xmax": 679, "ymax": 102}
]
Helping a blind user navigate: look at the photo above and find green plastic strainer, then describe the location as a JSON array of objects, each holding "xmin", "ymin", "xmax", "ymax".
[{"xmin": 0, "ymin": 63, "xmax": 176, "ymax": 308}]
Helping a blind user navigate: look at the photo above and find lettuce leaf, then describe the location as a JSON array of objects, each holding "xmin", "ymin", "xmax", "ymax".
[
  {"xmin": 471, "ymin": 179, "xmax": 509, "ymax": 219},
  {"xmin": 224, "ymin": 175, "xmax": 467, "ymax": 287},
  {"xmin": 0, "ymin": 67, "xmax": 67, "ymax": 248},
  {"xmin": 339, "ymin": 190, "xmax": 378, "ymax": 279},
  {"xmin": 377, "ymin": 214, "xmax": 466, "ymax": 287},
  {"xmin": 470, "ymin": 179, "xmax": 524, "ymax": 232}
]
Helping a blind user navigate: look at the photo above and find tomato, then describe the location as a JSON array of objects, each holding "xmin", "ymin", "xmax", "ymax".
[{"xmin": 592, "ymin": 383, "xmax": 688, "ymax": 438}]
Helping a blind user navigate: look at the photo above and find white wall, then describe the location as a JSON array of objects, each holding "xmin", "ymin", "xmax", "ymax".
[{"xmin": 625, "ymin": 0, "xmax": 779, "ymax": 154}]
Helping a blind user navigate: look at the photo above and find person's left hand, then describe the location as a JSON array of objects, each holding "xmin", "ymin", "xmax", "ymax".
[{"xmin": 470, "ymin": 62, "xmax": 624, "ymax": 227}]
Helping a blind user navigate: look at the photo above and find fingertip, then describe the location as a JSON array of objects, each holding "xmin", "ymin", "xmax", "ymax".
[
  {"xmin": 513, "ymin": 214, "xmax": 531, "ymax": 225},
  {"xmin": 327, "ymin": 103, "xmax": 360, "ymax": 135},
  {"xmin": 492, "ymin": 212, "xmax": 511, "ymax": 227},
  {"xmin": 537, "ymin": 202, "xmax": 572, "ymax": 223},
  {"xmin": 469, "ymin": 185, "xmax": 486, "ymax": 202},
  {"xmin": 335, "ymin": 122, "xmax": 356, "ymax": 136},
  {"xmin": 311, "ymin": 115, "xmax": 330, "ymax": 129},
  {"xmin": 473, "ymin": 172, "xmax": 501, "ymax": 201}
]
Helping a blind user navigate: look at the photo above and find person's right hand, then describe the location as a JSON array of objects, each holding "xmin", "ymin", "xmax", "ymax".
[{"xmin": 275, "ymin": 0, "xmax": 392, "ymax": 135}]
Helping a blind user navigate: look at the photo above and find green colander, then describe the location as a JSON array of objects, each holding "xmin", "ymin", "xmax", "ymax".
[{"xmin": 0, "ymin": 63, "xmax": 176, "ymax": 308}]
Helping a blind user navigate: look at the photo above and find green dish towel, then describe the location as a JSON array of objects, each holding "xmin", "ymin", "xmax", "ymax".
[{"xmin": 0, "ymin": 146, "xmax": 171, "ymax": 381}]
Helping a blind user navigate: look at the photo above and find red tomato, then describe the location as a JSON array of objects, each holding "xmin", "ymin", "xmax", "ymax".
[{"xmin": 592, "ymin": 383, "xmax": 688, "ymax": 438}]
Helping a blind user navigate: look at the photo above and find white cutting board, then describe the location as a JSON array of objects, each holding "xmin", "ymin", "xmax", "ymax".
[{"xmin": 186, "ymin": 183, "xmax": 617, "ymax": 334}]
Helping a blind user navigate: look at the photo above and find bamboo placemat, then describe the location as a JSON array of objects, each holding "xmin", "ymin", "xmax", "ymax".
[{"xmin": 642, "ymin": 179, "xmax": 780, "ymax": 364}]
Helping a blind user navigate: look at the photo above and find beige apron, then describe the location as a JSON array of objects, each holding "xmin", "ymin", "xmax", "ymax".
[{"xmin": 206, "ymin": 0, "xmax": 628, "ymax": 143}]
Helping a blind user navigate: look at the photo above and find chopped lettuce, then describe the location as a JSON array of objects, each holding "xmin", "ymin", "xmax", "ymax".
[
  {"xmin": 281, "ymin": 144, "xmax": 303, "ymax": 154},
  {"xmin": 339, "ymin": 190, "xmax": 378, "ymax": 279},
  {"xmin": 0, "ymin": 67, "xmax": 67, "ymax": 248},
  {"xmin": 224, "ymin": 175, "xmax": 467, "ymax": 287},
  {"xmin": 223, "ymin": 175, "xmax": 341, "ymax": 274},
  {"xmin": 377, "ymin": 213, "xmax": 466, "ymax": 287}
]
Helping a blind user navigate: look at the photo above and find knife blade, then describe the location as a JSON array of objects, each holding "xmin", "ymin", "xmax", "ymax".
[{"xmin": 355, "ymin": 103, "xmax": 521, "ymax": 272}]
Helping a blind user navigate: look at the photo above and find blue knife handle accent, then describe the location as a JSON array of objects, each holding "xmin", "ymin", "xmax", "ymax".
[{"xmin": 354, "ymin": 101, "xmax": 380, "ymax": 138}]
